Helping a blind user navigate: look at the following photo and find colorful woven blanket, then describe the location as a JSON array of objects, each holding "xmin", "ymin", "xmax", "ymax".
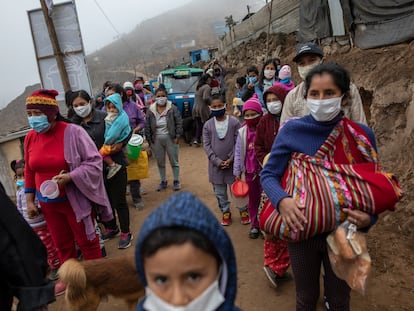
[{"xmin": 260, "ymin": 118, "xmax": 402, "ymax": 242}]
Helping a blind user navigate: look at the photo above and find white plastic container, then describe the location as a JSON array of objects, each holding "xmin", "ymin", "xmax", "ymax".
[{"xmin": 40, "ymin": 180, "xmax": 59, "ymax": 199}]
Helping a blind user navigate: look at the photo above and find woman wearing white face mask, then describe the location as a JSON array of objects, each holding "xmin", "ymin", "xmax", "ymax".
[
  {"xmin": 145, "ymin": 87, "xmax": 183, "ymax": 192},
  {"xmin": 261, "ymin": 63, "xmax": 382, "ymax": 310},
  {"xmin": 280, "ymin": 42, "xmax": 367, "ymax": 125}
]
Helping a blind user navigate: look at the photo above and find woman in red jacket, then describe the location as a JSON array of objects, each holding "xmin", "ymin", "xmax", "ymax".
[{"xmin": 254, "ymin": 84, "xmax": 290, "ymax": 288}]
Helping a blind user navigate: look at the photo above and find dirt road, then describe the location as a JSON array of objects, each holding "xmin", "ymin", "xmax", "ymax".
[{"xmin": 49, "ymin": 142, "xmax": 412, "ymax": 310}]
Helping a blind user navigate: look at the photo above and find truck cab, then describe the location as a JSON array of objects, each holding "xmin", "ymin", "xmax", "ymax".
[{"xmin": 151, "ymin": 65, "xmax": 203, "ymax": 119}]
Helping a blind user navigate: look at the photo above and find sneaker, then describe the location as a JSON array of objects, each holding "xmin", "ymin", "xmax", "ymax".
[
  {"xmin": 156, "ymin": 180, "xmax": 168, "ymax": 191},
  {"xmin": 48, "ymin": 268, "xmax": 59, "ymax": 281},
  {"xmin": 193, "ymin": 140, "xmax": 200, "ymax": 147},
  {"xmin": 118, "ymin": 232, "xmax": 133, "ymax": 249},
  {"xmin": 263, "ymin": 266, "xmax": 290, "ymax": 288},
  {"xmin": 249, "ymin": 227, "xmax": 260, "ymax": 239},
  {"xmin": 134, "ymin": 201, "xmax": 144, "ymax": 210},
  {"xmin": 221, "ymin": 212, "xmax": 232, "ymax": 226},
  {"xmin": 101, "ymin": 227, "xmax": 120, "ymax": 241},
  {"xmin": 107, "ymin": 163, "xmax": 122, "ymax": 179},
  {"xmin": 173, "ymin": 180, "xmax": 181, "ymax": 191},
  {"xmin": 101, "ymin": 246, "xmax": 107, "ymax": 258},
  {"xmin": 240, "ymin": 210, "xmax": 251, "ymax": 225},
  {"xmin": 54, "ymin": 281, "xmax": 66, "ymax": 296},
  {"xmin": 324, "ymin": 295, "xmax": 330, "ymax": 310}
]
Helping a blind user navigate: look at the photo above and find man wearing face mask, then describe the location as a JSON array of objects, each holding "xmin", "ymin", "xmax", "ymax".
[{"xmin": 280, "ymin": 43, "xmax": 367, "ymax": 125}]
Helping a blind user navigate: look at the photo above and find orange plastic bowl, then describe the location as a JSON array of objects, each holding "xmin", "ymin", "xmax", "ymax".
[{"xmin": 231, "ymin": 180, "xmax": 249, "ymax": 198}]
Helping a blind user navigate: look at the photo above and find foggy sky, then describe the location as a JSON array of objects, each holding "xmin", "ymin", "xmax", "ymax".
[{"xmin": 0, "ymin": 0, "xmax": 192, "ymax": 108}]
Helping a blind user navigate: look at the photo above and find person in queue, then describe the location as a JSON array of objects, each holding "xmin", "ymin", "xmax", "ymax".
[
  {"xmin": 24, "ymin": 89, "xmax": 113, "ymax": 295},
  {"xmin": 135, "ymin": 191, "xmax": 241, "ymax": 311},
  {"xmin": 254, "ymin": 84, "xmax": 291, "ymax": 287},
  {"xmin": 69, "ymin": 89, "xmax": 133, "ymax": 250},
  {"xmin": 145, "ymin": 87, "xmax": 183, "ymax": 192},
  {"xmin": 280, "ymin": 42, "xmax": 367, "ymax": 124},
  {"xmin": 122, "ymin": 81, "xmax": 146, "ymax": 209},
  {"xmin": 261, "ymin": 63, "xmax": 378, "ymax": 310}
]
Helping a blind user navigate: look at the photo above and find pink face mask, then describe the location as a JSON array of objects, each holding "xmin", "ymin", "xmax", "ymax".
[{"xmin": 135, "ymin": 83, "xmax": 143, "ymax": 90}]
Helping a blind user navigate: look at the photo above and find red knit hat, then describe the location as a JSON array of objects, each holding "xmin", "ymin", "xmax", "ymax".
[
  {"xmin": 26, "ymin": 89, "xmax": 59, "ymax": 122},
  {"xmin": 263, "ymin": 84, "xmax": 289, "ymax": 104},
  {"xmin": 242, "ymin": 94, "xmax": 263, "ymax": 115}
]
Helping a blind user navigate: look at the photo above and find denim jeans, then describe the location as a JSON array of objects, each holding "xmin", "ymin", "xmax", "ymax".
[{"xmin": 213, "ymin": 184, "xmax": 231, "ymax": 213}]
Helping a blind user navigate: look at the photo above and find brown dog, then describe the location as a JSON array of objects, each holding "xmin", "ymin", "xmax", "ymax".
[{"xmin": 58, "ymin": 255, "xmax": 145, "ymax": 311}]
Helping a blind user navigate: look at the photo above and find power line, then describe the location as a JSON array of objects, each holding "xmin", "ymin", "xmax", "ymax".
[
  {"xmin": 92, "ymin": 0, "xmax": 134, "ymax": 52},
  {"xmin": 93, "ymin": 0, "xmax": 121, "ymax": 39}
]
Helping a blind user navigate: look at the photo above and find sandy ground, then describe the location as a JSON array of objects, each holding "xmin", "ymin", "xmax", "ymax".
[{"xmin": 48, "ymin": 142, "xmax": 413, "ymax": 310}]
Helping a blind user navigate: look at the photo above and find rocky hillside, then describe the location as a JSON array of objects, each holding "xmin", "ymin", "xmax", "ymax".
[{"xmin": 87, "ymin": 0, "xmax": 253, "ymax": 92}]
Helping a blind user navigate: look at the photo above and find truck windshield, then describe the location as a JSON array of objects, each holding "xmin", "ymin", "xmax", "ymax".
[{"xmin": 163, "ymin": 75, "xmax": 200, "ymax": 94}]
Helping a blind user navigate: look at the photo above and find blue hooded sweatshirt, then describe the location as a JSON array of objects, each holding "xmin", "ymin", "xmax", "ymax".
[
  {"xmin": 135, "ymin": 192, "xmax": 241, "ymax": 311},
  {"xmin": 103, "ymin": 93, "xmax": 131, "ymax": 145}
]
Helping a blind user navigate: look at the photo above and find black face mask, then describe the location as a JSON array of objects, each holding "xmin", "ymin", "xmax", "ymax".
[{"xmin": 214, "ymin": 71, "xmax": 221, "ymax": 77}]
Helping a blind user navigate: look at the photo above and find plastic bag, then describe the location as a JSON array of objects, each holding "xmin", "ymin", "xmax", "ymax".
[{"xmin": 326, "ymin": 221, "xmax": 371, "ymax": 295}]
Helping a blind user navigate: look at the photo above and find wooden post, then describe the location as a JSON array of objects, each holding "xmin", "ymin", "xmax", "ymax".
[
  {"xmin": 39, "ymin": 0, "xmax": 71, "ymax": 92},
  {"xmin": 266, "ymin": 0, "xmax": 274, "ymax": 58}
]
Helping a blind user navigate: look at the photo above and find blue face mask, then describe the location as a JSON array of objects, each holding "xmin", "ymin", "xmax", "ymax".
[
  {"xmin": 16, "ymin": 179, "xmax": 24, "ymax": 187},
  {"xmin": 210, "ymin": 107, "xmax": 226, "ymax": 118},
  {"xmin": 249, "ymin": 77, "xmax": 257, "ymax": 84},
  {"xmin": 28, "ymin": 115, "xmax": 50, "ymax": 133}
]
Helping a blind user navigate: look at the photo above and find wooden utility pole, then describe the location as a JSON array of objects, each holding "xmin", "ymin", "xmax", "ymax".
[
  {"xmin": 39, "ymin": 0, "xmax": 71, "ymax": 92},
  {"xmin": 266, "ymin": 0, "xmax": 274, "ymax": 58}
]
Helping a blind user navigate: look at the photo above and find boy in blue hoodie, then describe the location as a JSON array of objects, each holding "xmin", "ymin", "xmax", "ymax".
[
  {"xmin": 100, "ymin": 93, "xmax": 131, "ymax": 179},
  {"xmin": 135, "ymin": 192, "xmax": 241, "ymax": 311}
]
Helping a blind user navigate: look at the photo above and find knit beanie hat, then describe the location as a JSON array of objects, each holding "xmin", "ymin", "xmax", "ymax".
[
  {"xmin": 263, "ymin": 84, "xmax": 289, "ymax": 104},
  {"xmin": 26, "ymin": 89, "xmax": 59, "ymax": 122},
  {"xmin": 242, "ymin": 93, "xmax": 263, "ymax": 115},
  {"xmin": 278, "ymin": 65, "xmax": 291, "ymax": 80}
]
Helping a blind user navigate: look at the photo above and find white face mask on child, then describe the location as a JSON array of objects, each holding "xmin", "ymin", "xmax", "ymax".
[
  {"xmin": 143, "ymin": 280, "xmax": 225, "ymax": 311},
  {"xmin": 104, "ymin": 112, "xmax": 118, "ymax": 124},
  {"xmin": 266, "ymin": 101, "xmax": 282, "ymax": 115}
]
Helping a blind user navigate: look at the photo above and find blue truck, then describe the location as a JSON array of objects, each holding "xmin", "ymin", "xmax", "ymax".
[{"xmin": 150, "ymin": 65, "xmax": 204, "ymax": 119}]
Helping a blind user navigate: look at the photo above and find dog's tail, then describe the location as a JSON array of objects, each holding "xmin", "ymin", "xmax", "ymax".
[{"xmin": 58, "ymin": 258, "xmax": 87, "ymax": 302}]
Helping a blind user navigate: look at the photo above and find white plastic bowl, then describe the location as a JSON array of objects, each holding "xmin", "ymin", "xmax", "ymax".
[{"xmin": 40, "ymin": 180, "xmax": 59, "ymax": 199}]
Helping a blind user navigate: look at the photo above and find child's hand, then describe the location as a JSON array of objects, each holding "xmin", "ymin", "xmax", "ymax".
[
  {"xmin": 27, "ymin": 201, "xmax": 39, "ymax": 219},
  {"xmin": 222, "ymin": 159, "xmax": 232, "ymax": 169},
  {"xmin": 110, "ymin": 142, "xmax": 124, "ymax": 154}
]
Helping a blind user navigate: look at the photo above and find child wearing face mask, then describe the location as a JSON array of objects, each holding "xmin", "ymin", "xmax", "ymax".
[
  {"xmin": 233, "ymin": 94, "xmax": 263, "ymax": 239},
  {"xmin": 254, "ymin": 85, "xmax": 291, "ymax": 288},
  {"xmin": 274, "ymin": 65, "xmax": 295, "ymax": 93},
  {"xmin": 135, "ymin": 191, "xmax": 241, "ymax": 311},
  {"xmin": 202, "ymin": 94, "xmax": 247, "ymax": 226},
  {"xmin": 11, "ymin": 159, "xmax": 60, "ymax": 281},
  {"xmin": 241, "ymin": 65, "xmax": 259, "ymax": 102},
  {"xmin": 256, "ymin": 58, "xmax": 280, "ymax": 106},
  {"xmin": 100, "ymin": 93, "xmax": 132, "ymax": 179}
]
